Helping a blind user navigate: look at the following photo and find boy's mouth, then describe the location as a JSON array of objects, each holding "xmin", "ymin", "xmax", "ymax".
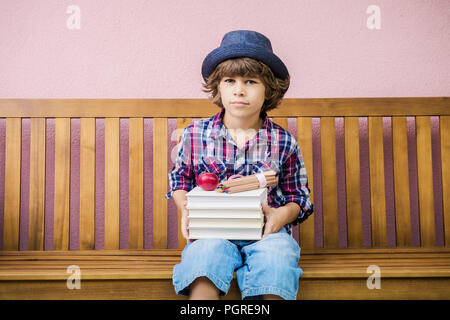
[{"xmin": 231, "ymin": 101, "xmax": 249, "ymax": 106}]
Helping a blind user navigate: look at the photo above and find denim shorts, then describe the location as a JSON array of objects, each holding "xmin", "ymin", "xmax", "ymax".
[{"xmin": 172, "ymin": 227, "xmax": 302, "ymax": 300}]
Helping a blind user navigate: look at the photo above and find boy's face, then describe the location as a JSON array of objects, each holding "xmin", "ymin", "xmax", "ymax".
[{"xmin": 218, "ymin": 75, "xmax": 266, "ymax": 120}]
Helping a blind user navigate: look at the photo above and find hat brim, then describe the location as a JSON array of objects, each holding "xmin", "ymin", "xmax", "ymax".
[{"xmin": 201, "ymin": 44, "xmax": 289, "ymax": 81}]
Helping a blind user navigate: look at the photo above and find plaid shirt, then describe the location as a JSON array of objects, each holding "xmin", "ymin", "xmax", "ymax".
[{"xmin": 165, "ymin": 109, "xmax": 314, "ymax": 234}]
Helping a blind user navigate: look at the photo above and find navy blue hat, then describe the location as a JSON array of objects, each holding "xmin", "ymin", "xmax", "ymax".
[{"xmin": 201, "ymin": 30, "xmax": 289, "ymax": 82}]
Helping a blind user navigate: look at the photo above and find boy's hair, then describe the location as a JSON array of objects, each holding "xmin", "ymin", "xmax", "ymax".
[{"xmin": 202, "ymin": 57, "xmax": 290, "ymax": 117}]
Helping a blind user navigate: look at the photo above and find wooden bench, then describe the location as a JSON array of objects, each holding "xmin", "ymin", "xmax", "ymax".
[{"xmin": 0, "ymin": 98, "xmax": 449, "ymax": 299}]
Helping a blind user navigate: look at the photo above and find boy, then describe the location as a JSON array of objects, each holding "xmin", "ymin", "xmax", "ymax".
[{"xmin": 165, "ymin": 30, "xmax": 313, "ymax": 300}]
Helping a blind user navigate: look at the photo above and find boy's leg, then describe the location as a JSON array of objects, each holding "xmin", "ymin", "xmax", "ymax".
[
  {"xmin": 236, "ymin": 228, "xmax": 302, "ymax": 300},
  {"xmin": 172, "ymin": 238, "xmax": 242, "ymax": 299},
  {"xmin": 189, "ymin": 276, "xmax": 220, "ymax": 300}
]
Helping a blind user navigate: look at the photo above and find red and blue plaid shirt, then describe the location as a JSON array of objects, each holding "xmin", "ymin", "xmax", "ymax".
[{"xmin": 166, "ymin": 109, "xmax": 314, "ymax": 234}]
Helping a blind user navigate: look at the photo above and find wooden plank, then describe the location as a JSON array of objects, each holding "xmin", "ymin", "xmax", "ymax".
[
  {"xmin": 320, "ymin": 118, "xmax": 339, "ymax": 248},
  {"xmin": 416, "ymin": 116, "xmax": 436, "ymax": 247},
  {"xmin": 441, "ymin": 116, "xmax": 450, "ymax": 247},
  {"xmin": 28, "ymin": 118, "xmax": 46, "ymax": 250},
  {"xmin": 274, "ymin": 117, "xmax": 288, "ymax": 131},
  {"xmin": 153, "ymin": 118, "xmax": 168, "ymax": 249},
  {"xmin": 129, "ymin": 118, "xmax": 144, "ymax": 249},
  {"xmin": 104, "ymin": 118, "xmax": 120, "ymax": 250},
  {"xmin": 298, "ymin": 278, "xmax": 450, "ymax": 300},
  {"xmin": 0, "ymin": 279, "xmax": 244, "ymax": 300},
  {"xmin": 3, "ymin": 118, "xmax": 21, "ymax": 250},
  {"xmin": 176, "ymin": 118, "xmax": 191, "ymax": 249},
  {"xmin": 54, "ymin": 118, "xmax": 70, "ymax": 250},
  {"xmin": 344, "ymin": 117, "xmax": 363, "ymax": 248},
  {"xmin": 1, "ymin": 277, "xmax": 450, "ymax": 300},
  {"xmin": 392, "ymin": 117, "xmax": 412, "ymax": 246},
  {"xmin": 368, "ymin": 117, "xmax": 387, "ymax": 247},
  {"xmin": 297, "ymin": 117, "xmax": 314, "ymax": 249},
  {"xmin": 0, "ymin": 98, "xmax": 448, "ymax": 118},
  {"xmin": 80, "ymin": 118, "xmax": 96, "ymax": 250},
  {"xmin": 1, "ymin": 246, "xmax": 448, "ymax": 257}
]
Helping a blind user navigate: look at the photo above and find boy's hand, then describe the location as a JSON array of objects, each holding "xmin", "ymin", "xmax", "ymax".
[{"xmin": 261, "ymin": 202, "xmax": 284, "ymax": 239}]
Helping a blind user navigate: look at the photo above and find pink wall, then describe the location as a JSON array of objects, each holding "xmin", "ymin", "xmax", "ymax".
[{"xmin": 0, "ymin": 0, "xmax": 449, "ymax": 98}]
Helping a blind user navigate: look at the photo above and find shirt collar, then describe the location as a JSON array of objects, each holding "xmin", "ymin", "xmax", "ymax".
[{"xmin": 209, "ymin": 108, "xmax": 272, "ymax": 141}]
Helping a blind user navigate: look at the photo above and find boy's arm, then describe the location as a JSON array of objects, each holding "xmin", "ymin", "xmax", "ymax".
[
  {"xmin": 165, "ymin": 126, "xmax": 195, "ymax": 200},
  {"xmin": 172, "ymin": 189, "xmax": 188, "ymax": 211},
  {"xmin": 262, "ymin": 142, "xmax": 314, "ymax": 237},
  {"xmin": 165, "ymin": 126, "xmax": 195, "ymax": 240},
  {"xmin": 172, "ymin": 189, "xmax": 190, "ymax": 240},
  {"xmin": 278, "ymin": 142, "xmax": 314, "ymax": 224}
]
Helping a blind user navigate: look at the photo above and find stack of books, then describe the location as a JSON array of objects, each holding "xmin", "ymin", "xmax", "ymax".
[{"xmin": 186, "ymin": 186, "xmax": 267, "ymax": 240}]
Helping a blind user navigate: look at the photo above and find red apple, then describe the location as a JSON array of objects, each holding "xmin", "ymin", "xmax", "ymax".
[{"xmin": 198, "ymin": 172, "xmax": 219, "ymax": 191}]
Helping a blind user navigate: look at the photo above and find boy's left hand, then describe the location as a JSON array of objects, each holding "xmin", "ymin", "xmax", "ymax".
[{"xmin": 261, "ymin": 202, "xmax": 284, "ymax": 239}]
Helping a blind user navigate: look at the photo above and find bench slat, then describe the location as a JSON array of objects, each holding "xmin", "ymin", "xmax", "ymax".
[
  {"xmin": 1, "ymin": 98, "xmax": 449, "ymax": 117},
  {"xmin": 80, "ymin": 118, "xmax": 95, "ymax": 250},
  {"xmin": 320, "ymin": 118, "xmax": 339, "ymax": 248},
  {"xmin": 104, "ymin": 118, "xmax": 120, "ymax": 249},
  {"xmin": 54, "ymin": 118, "xmax": 70, "ymax": 250},
  {"xmin": 29, "ymin": 118, "xmax": 46, "ymax": 250},
  {"xmin": 274, "ymin": 117, "xmax": 288, "ymax": 131},
  {"xmin": 369, "ymin": 117, "xmax": 387, "ymax": 247},
  {"xmin": 345, "ymin": 117, "xmax": 363, "ymax": 248},
  {"xmin": 441, "ymin": 116, "xmax": 450, "ymax": 246},
  {"xmin": 297, "ymin": 117, "xmax": 314, "ymax": 249},
  {"xmin": 392, "ymin": 117, "xmax": 412, "ymax": 246},
  {"xmin": 129, "ymin": 118, "xmax": 144, "ymax": 249},
  {"xmin": 416, "ymin": 116, "xmax": 436, "ymax": 246},
  {"xmin": 3, "ymin": 118, "xmax": 21, "ymax": 250},
  {"xmin": 153, "ymin": 118, "xmax": 168, "ymax": 249}
]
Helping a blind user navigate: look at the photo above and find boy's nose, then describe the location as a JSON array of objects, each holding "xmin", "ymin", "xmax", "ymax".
[{"xmin": 233, "ymin": 82, "xmax": 245, "ymax": 95}]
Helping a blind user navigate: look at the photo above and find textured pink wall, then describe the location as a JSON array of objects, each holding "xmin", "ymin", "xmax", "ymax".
[{"xmin": 0, "ymin": 0, "xmax": 449, "ymax": 98}]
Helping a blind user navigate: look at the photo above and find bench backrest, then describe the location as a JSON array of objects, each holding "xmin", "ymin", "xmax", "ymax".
[{"xmin": 0, "ymin": 98, "xmax": 449, "ymax": 251}]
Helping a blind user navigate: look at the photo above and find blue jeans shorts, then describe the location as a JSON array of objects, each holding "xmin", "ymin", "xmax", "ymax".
[{"xmin": 172, "ymin": 227, "xmax": 302, "ymax": 300}]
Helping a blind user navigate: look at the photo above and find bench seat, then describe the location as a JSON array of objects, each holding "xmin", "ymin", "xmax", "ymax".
[{"xmin": 1, "ymin": 248, "xmax": 449, "ymax": 299}]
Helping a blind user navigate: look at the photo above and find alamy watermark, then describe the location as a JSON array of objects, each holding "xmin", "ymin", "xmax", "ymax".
[
  {"xmin": 66, "ymin": 5, "xmax": 81, "ymax": 30},
  {"xmin": 66, "ymin": 265, "xmax": 81, "ymax": 290},
  {"xmin": 367, "ymin": 5, "xmax": 381, "ymax": 30},
  {"xmin": 366, "ymin": 265, "xmax": 381, "ymax": 290}
]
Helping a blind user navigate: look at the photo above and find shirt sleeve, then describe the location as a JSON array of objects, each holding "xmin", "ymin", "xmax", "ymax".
[
  {"xmin": 165, "ymin": 126, "xmax": 195, "ymax": 200},
  {"xmin": 278, "ymin": 142, "xmax": 314, "ymax": 225}
]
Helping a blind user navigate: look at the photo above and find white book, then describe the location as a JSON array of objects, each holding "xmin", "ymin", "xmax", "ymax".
[
  {"xmin": 186, "ymin": 187, "xmax": 268, "ymax": 206},
  {"xmin": 188, "ymin": 227, "xmax": 263, "ymax": 240},
  {"xmin": 185, "ymin": 187, "xmax": 267, "ymax": 240},
  {"xmin": 186, "ymin": 203, "xmax": 262, "ymax": 210},
  {"xmin": 188, "ymin": 209, "xmax": 263, "ymax": 219},
  {"xmin": 188, "ymin": 217, "xmax": 264, "ymax": 228}
]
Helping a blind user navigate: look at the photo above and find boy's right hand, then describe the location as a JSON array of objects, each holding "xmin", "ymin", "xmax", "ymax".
[{"xmin": 181, "ymin": 200, "xmax": 190, "ymax": 241}]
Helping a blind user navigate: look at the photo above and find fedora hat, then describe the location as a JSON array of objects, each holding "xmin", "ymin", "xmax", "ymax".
[{"xmin": 201, "ymin": 30, "xmax": 289, "ymax": 82}]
